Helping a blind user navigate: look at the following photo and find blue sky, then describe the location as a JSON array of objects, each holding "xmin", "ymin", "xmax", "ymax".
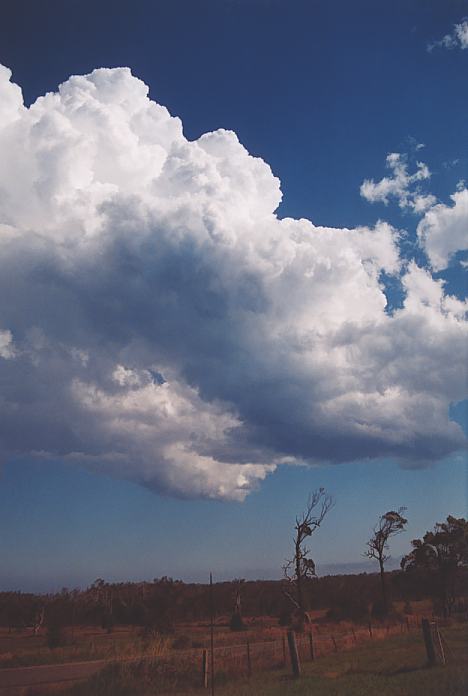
[{"xmin": 0, "ymin": 0, "xmax": 467, "ymax": 591}]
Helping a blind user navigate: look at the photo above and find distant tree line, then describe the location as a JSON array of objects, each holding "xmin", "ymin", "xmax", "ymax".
[{"xmin": 1, "ymin": 514, "xmax": 466, "ymax": 636}]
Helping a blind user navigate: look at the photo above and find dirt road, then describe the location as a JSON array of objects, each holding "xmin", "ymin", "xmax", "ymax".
[{"xmin": 0, "ymin": 658, "xmax": 107, "ymax": 693}]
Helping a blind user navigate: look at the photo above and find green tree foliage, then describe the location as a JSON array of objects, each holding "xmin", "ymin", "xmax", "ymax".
[{"xmin": 401, "ymin": 515, "xmax": 468, "ymax": 616}]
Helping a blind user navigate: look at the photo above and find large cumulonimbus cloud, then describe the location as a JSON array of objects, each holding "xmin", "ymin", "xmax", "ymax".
[{"xmin": 0, "ymin": 65, "xmax": 466, "ymax": 500}]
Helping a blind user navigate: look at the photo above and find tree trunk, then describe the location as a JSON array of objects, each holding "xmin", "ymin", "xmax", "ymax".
[
  {"xmin": 295, "ymin": 539, "xmax": 303, "ymax": 613},
  {"xmin": 294, "ymin": 537, "xmax": 306, "ymax": 631},
  {"xmin": 379, "ymin": 557, "xmax": 387, "ymax": 615}
]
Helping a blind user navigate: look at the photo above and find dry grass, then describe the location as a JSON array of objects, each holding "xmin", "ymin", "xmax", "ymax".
[
  {"xmin": 66, "ymin": 622, "xmax": 468, "ymax": 695},
  {"xmin": 0, "ymin": 600, "xmax": 438, "ymax": 676},
  {"xmin": 0, "ymin": 627, "xmax": 169, "ymax": 668}
]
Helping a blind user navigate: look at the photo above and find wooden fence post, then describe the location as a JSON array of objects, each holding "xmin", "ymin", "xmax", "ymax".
[
  {"xmin": 308, "ymin": 631, "xmax": 315, "ymax": 660},
  {"xmin": 368, "ymin": 621, "xmax": 373, "ymax": 638},
  {"xmin": 287, "ymin": 630, "xmax": 301, "ymax": 677},
  {"xmin": 209, "ymin": 573, "xmax": 215, "ymax": 696},
  {"xmin": 282, "ymin": 635, "xmax": 287, "ymax": 666},
  {"xmin": 246, "ymin": 640, "xmax": 252, "ymax": 677},
  {"xmin": 421, "ymin": 618, "xmax": 436, "ymax": 667},
  {"xmin": 201, "ymin": 649, "xmax": 208, "ymax": 688},
  {"xmin": 435, "ymin": 624, "xmax": 446, "ymax": 666}
]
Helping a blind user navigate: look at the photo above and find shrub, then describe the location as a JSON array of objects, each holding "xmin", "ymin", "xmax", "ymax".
[
  {"xmin": 403, "ymin": 600, "xmax": 413, "ymax": 614},
  {"xmin": 46, "ymin": 618, "xmax": 64, "ymax": 649},
  {"xmin": 326, "ymin": 595, "xmax": 370, "ymax": 622},
  {"xmin": 229, "ymin": 612, "xmax": 246, "ymax": 631},
  {"xmin": 172, "ymin": 634, "xmax": 191, "ymax": 649},
  {"xmin": 371, "ymin": 597, "xmax": 394, "ymax": 620},
  {"xmin": 278, "ymin": 608, "xmax": 292, "ymax": 626},
  {"xmin": 101, "ymin": 611, "xmax": 114, "ymax": 633}
]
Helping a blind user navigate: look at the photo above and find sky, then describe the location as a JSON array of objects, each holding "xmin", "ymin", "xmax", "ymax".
[{"xmin": 0, "ymin": 0, "xmax": 467, "ymax": 592}]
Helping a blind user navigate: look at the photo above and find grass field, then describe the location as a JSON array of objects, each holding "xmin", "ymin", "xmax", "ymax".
[
  {"xmin": 0, "ymin": 601, "xmax": 433, "ymax": 670},
  {"xmin": 66, "ymin": 622, "xmax": 468, "ymax": 695},
  {"xmin": 0, "ymin": 626, "xmax": 170, "ymax": 669}
]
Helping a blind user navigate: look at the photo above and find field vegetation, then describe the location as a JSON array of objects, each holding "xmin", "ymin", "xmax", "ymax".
[
  {"xmin": 64, "ymin": 622, "xmax": 468, "ymax": 695},
  {"xmin": 1, "ymin": 513, "xmax": 466, "ymax": 693}
]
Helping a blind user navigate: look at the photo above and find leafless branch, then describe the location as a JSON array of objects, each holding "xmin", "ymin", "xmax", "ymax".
[{"xmin": 282, "ymin": 488, "xmax": 333, "ymax": 616}]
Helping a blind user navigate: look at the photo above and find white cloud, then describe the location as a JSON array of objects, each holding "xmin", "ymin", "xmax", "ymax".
[
  {"xmin": 428, "ymin": 19, "xmax": 468, "ymax": 52},
  {"xmin": 417, "ymin": 188, "xmax": 468, "ymax": 271},
  {"xmin": 0, "ymin": 65, "xmax": 466, "ymax": 500},
  {"xmin": 360, "ymin": 153, "xmax": 436, "ymax": 213},
  {"xmin": 0, "ymin": 65, "xmax": 23, "ymax": 128},
  {"xmin": 0, "ymin": 329, "xmax": 15, "ymax": 359},
  {"xmin": 69, "ymin": 369, "xmax": 275, "ymax": 500}
]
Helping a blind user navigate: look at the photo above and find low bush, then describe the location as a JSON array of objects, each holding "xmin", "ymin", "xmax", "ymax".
[
  {"xmin": 277, "ymin": 609, "xmax": 291, "ymax": 627},
  {"xmin": 172, "ymin": 634, "xmax": 191, "ymax": 649},
  {"xmin": 229, "ymin": 612, "xmax": 246, "ymax": 631},
  {"xmin": 326, "ymin": 595, "xmax": 369, "ymax": 622}
]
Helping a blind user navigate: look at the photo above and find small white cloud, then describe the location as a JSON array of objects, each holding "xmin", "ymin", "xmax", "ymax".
[
  {"xmin": 428, "ymin": 19, "xmax": 468, "ymax": 51},
  {"xmin": 360, "ymin": 153, "xmax": 436, "ymax": 213},
  {"xmin": 442, "ymin": 159, "xmax": 459, "ymax": 170},
  {"xmin": 417, "ymin": 187, "xmax": 468, "ymax": 271},
  {"xmin": 0, "ymin": 330, "xmax": 15, "ymax": 359}
]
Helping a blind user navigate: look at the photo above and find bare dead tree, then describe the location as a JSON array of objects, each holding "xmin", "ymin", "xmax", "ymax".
[
  {"xmin": 33, "ymin": 606, "xmax": 45, "ymax": 636},
  {"xmin": 365, "ymin": 507, "xmax": 407, "ymax": 615},
  {"xmin": 283, "ymin": 488, "xmax": 333, "ymax": 628},
  {"xmin": 230, "ymin": 579, "xmax": 245, "ymax": 631}
]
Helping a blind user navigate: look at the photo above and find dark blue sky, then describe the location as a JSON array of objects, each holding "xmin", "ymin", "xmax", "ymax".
[{"xmin": 1, "ymin": 0, "xmax": 467, "ymax": 590}]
